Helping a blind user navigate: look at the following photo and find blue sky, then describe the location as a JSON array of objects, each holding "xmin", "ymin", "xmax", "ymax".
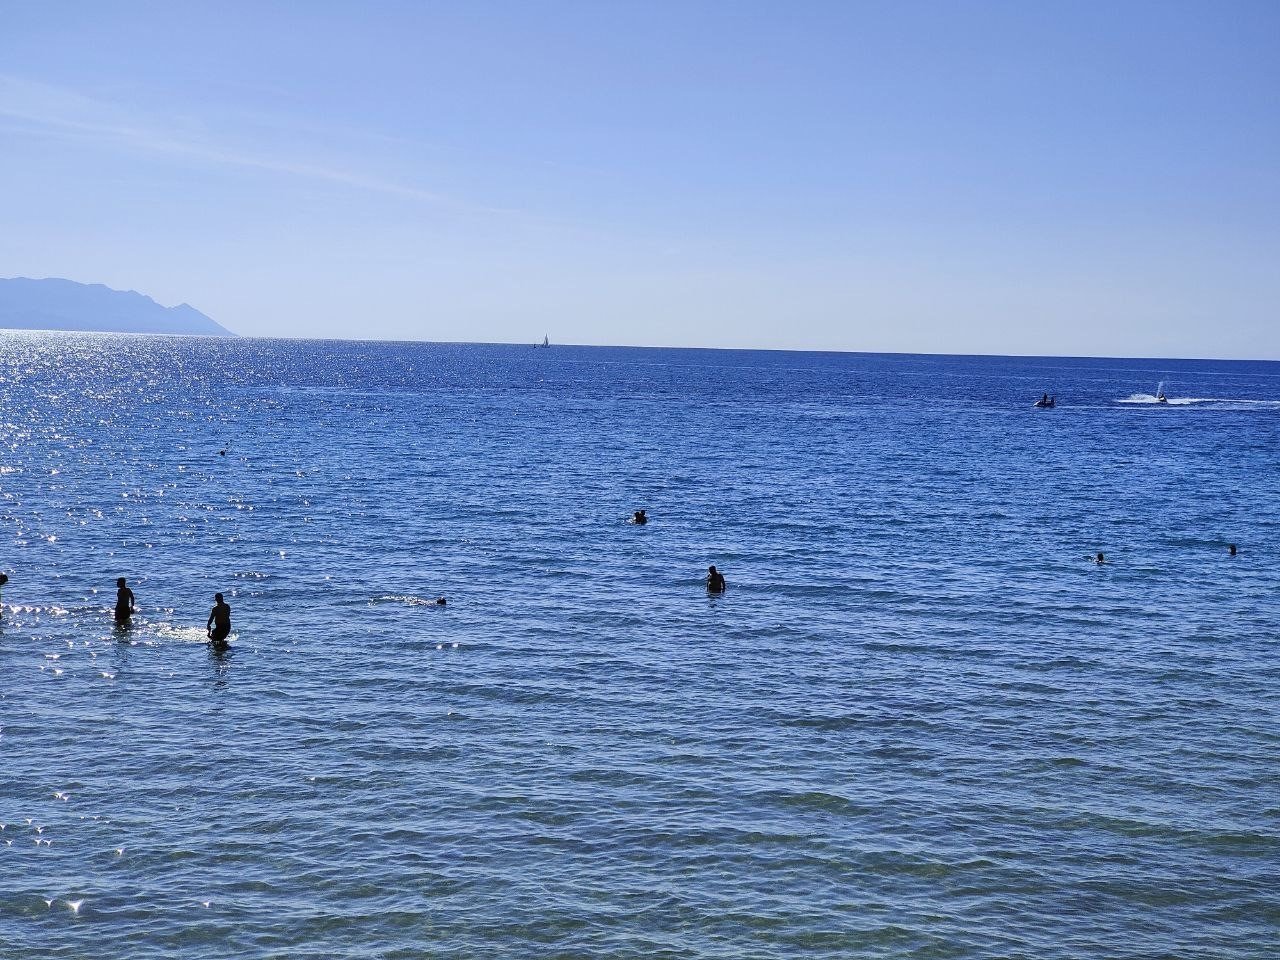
[{"xmin": 1, "ymin": 1, "xmax": 1277, "ymax": 356}]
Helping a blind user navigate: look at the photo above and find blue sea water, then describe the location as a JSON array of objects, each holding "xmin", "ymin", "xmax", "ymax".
[{"xmin": 1, "ymin": 333, "xmax": 1278, "ymax": 959}]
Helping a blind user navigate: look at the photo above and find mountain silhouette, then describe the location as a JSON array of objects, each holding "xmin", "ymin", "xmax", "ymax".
[{"xmin": 0, "ymin": 277, "xmax": 233, "ymax": 336}]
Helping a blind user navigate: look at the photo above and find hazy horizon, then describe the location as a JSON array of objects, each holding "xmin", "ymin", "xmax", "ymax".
[
  {"xmin": 6, "ymin": 284, "xmax": 1280, "ymax": 366},
  {"xmin": 2, "ymin": 2, "xmax": 1278, "ymax": 358}
]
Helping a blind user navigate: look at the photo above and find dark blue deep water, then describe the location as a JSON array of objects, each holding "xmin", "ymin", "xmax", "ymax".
[{"xmin": 1, "ymin": 334, "xmax": 1278, "ymax": 958}]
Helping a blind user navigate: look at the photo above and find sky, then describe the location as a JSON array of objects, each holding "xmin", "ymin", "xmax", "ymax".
[{"xmin": 1, "ymin": 0, "xmax": 1277, "ymax": 357}]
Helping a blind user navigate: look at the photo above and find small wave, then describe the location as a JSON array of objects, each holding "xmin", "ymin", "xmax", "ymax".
[
  {"xmin": 1046, "ymin": 756, "xmax": 1087, "ymax": 768},
  {"xmin": 762, "ymin": 789, "xmax": 871, "ymax": 815},
  {"xmin": 373, "ymin": 594, "xmax": 444, "ymax": 607}
]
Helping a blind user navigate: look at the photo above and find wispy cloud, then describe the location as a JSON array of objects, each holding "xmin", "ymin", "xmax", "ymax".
[{"xmin": 0, "ymin": 74, "xmax": 449, "ymax": 204}]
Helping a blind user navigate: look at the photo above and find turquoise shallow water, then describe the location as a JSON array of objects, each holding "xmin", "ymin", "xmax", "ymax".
[{"xmin": 1, "ymin": 333, "xmax": 1278, "ymax": 958}]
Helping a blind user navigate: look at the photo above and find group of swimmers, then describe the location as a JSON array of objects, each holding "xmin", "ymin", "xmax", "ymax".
[
  {"xmin": 0, "ymin": 574, "xmax": 233, "ymax": 648},
  {"xmin": 2, "ymin": 518, "xmax": 1245, "ymax": 647},
  {"xmin": 631, "ymin": 509, "xmax": 727, "ymax": 592},
  {"xmin": 0, "ymin": 510, "xmax": 724, "ymax": 650},
  {"xmin": 0, "ymin": 576, "xmax": 238, "ymax": 649},
  {"xmin": 112, "ymin": 577, "xmax": 232, "ymax": 647},
  {"xmin": 632, "ymin": 512, "xmax": 732, "ymax": 593}
]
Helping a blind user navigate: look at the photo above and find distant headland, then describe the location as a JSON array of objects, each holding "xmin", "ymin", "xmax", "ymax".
[{"xmin": 0, "ymin": 277, "xmax": 233, "ymax": 337}]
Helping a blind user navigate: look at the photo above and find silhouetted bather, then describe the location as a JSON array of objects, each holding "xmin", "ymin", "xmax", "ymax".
[
  {"xmin": 1228, "ymin": 544, "xmax": 1237, "ymax": 556},
  {"xmin": 115, "ymin": 577, "xmax": 135, "ymax": 622},
  {"xmin": 1095, "ymin": 552, "xmax": 1105, "ymax": 565},
  {"xmin": 707, "ymin": 565, "xmax": 726, "ymax": 593},
  {"xmin": 633, "ymin": 510, "xmax": 648, "ymax": 525},
  {"xmin": 435, "ymin": 597, "xmax": 447, "ymax": 606},
  {"xmin": 207, "ymin": 593, "xmax": 231, "ymax": 646}
]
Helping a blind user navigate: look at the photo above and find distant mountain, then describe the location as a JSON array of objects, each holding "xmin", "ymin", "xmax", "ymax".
[{"xmin": 0, "ymin": 277, "xmax": 234, "ymax": 336}]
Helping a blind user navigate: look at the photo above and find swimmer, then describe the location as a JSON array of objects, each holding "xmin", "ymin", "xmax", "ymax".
[
  {"xmin": 435, "ymin": 597, "xmax": 447, "ymax": 606},
  {"xmin": 706, "ymin": 564, "xmax": 726, "ymax": 593},
  {"xmin": 206, "ymin": 593, "xmax": 231, "ymax": 647},
  {"xmin": 1228, "ymin": 543, "xmax": 1237, "ymax": 556},
  {"xmin": 633, "ymin": 509, "xmax": 648, "ymax": 525},
  {"xmin": 1095, "ymin": 552, "xmax": 1105, "ymax": 565},
  {"xmin": 114, "ymin": 577, "xmax": 135, "ymax": 623}
]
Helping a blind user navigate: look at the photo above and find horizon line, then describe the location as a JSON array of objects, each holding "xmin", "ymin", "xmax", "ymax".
[{"xmin": 2, "ymin": 325, "xmax": 1278, "ymax": 365}]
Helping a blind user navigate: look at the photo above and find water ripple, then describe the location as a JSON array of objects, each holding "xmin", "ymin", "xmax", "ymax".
[{"xmin": 0, "ymin": 335, "xmax": 1277, "ymax": 957}]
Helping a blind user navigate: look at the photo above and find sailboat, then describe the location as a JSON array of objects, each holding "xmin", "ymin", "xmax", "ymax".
[{"xmin": 535, "ymin": 334, "xmax": 550, "ymax": 349}]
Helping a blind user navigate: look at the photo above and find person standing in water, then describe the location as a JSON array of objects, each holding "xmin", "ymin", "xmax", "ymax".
[
  {"xmin": 633, "ymin": 509, "xmax": 648, "ymax": 525},
  {"xmin": 706, "ymin": 565, "xmax": 726, "ymax": 593},
  {"xmin": 114, "ymin": 577, "xmax": 135, "ymax": 623},
  {"xmin": 207, "ymin": 593, "xmax": 232, "ymax": 647}
]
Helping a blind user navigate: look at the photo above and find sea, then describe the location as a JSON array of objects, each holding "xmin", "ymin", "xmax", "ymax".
[{"xmin": 1, "ymin": 333, "xmax": 1277, "ymax": 959}]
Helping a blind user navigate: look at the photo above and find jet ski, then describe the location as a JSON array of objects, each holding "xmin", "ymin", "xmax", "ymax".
[
  {"xmin": 1033, "ymin": 395, "xmax": 1056, "ymax": 408},
  {"xmin": 1156, "ymin": 393, "xmax": 1168, "ymax": 404}
]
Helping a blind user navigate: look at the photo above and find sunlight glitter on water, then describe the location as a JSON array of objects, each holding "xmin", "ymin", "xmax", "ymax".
[{"xmin": 0, "ymin": 334, "xmax": 1278, "ymax": 958}]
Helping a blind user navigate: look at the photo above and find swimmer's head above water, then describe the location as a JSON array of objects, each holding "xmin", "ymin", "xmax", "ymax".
[{"xmin": 1095, "ymin": 552, "xmax": 1105, "ymax": 564}]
